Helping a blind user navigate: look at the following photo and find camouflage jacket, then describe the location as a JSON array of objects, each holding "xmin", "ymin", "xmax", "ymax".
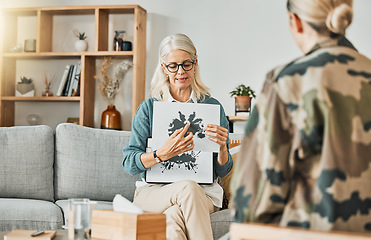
[{"xmin": 230, "ymin": 36, "xmax": 371, "ymax": 233}]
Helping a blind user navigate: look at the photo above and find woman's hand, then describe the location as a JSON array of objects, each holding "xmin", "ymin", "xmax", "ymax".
[
  {"xmin": 205, "ymin": 124, "xmax": 229, "ymax": 166},
  {"xmin": 205, "ymin": 124, "xmax": 228, "ymax": 149},
  {"xmin": 156, "ymin": 123, "xmax": 194, "ymax": 161}
]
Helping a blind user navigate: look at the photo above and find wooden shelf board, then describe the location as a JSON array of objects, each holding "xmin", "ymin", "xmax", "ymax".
[
  {"xmin": 87, "ymin": 51, "xmax": 134, "ymax": 56},
  {"xmin": 40, "ymin": 9, "xmax": 95, "ymax": 15},
  {"xmin": 228, "ymin": 116, "xmax": 248, "ymax": 122},
  {"xmin": 2, "ymin": 5, "xmax": 144, "ymax": 15},
  {"xmin": 2, "ymin": 9, "xmax": 38, "ymax": 16},
  {"xmin": 2, "ymin": 51, "xmax": 134, "ymax": 58},
  {"xmin": 1, "ymin": 96, "xmax": 80, "ymax": 102}
]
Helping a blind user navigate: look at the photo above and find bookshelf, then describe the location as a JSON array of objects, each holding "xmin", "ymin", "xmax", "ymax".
[{"xmin": 0, "ymin": 5, "xmax": 146, "ymax": 127}]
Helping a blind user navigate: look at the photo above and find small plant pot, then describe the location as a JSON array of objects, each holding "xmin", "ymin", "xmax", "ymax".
[
  {"xmin": 235, "ymin": 96, "xmax": 252, "ymax": 112},
  {"xmin": 16, "ymin": 82, "xmax": 34, "ymax": 97},
  {"xmin": 75, "ymin": 40, "xmax": 88, "ymax": 52}
]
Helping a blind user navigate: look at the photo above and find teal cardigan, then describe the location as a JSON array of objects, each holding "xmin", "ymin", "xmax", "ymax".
[{"xmin": 122, "ymin": 96, "xmax": 233, "ymax": 179}]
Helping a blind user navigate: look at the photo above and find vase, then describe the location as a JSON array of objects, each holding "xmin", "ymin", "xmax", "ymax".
[
  {"xmin": 74, "ymin": 39, "xmax": 88, "ymax": 51},
  {"xmin": 101, "ymin": 105, "xmax": 121, "ymax": 130}
]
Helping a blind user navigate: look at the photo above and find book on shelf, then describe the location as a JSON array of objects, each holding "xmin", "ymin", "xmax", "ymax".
[
  {"xmin": 56, "ymin": 65, "xmax": 70, "ymax": 96},
  {"xmin": 62, "ymin": 64, "xmax": 75, "ymax": 96},
  {"xmin": 72, "ymin": 79, "xmax": 81, "ymax": 97},
  {"xmin": 70, "ymin": 61, "xmax": 81, "ymax": 97},
  {"xmin": 67, "ymin": 62, "xmax": 80, "ymax": 97},
  {"xmin": 4, "ymin": 229, "xmax": 57, "ymax": 240}
]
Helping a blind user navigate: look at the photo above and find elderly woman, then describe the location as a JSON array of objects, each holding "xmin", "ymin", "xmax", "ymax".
[
  {"xmin": 123, "ymin": 33, "xmax": 233, "ymax": 240},
  {"xmin": 231, "ymin": 0, "xmax": 371, "ymax": 233}
]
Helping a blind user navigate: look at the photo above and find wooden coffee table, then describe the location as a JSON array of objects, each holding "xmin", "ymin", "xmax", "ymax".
[{"xmin": 0, "ymin": 230, "xmax": 68, "ymax": 240}]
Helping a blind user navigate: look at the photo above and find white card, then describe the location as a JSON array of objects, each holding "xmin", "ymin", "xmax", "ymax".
[{"xmin": 152, "ymin": 101, "xmax": 220, "ymax": 152}]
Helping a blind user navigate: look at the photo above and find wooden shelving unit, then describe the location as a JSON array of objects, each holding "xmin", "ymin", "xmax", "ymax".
[{"xmin": 0, "ymin": 5, "xmax": 146, "ymax": 127}]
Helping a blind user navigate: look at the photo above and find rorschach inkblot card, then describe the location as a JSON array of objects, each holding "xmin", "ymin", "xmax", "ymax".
[
  {"xmin": 147, "ymin": 102, "xmax": 220, "ymax": 184},
  {"xmin": 152, "ymin": 101, "xmax": 220, "ymax": 152}
]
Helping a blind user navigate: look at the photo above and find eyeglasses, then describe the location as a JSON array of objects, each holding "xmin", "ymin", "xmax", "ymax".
[{"xmin": 163, "ymin": 60, "xmax": 195, "ymax": 73}]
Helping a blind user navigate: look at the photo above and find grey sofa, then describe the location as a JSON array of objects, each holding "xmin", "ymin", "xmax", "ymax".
[{"xmin": 0, "ymin": 123, "xmax": 236, "ymax": 239}]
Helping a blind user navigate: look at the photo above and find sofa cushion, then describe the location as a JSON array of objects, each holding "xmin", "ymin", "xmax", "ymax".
[
  {"xmin": 0, "ymin": 198, "xmax": 63, "ymax": 231},
  {"xmin": 55, "ymin": 123, "xmax": 141, "ymax": 202},
  {"xmin": 0, "ymin": 125, "xmax": 54, "ymax": 202},
  {"xmin": 211, "ymin": 209, "xmax": 234, "ymax": 239}
]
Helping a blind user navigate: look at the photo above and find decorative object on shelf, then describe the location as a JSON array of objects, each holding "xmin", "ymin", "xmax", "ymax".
[
  {"xmin": 95, "ymin": 58, "xmax": 133, "ymax": 105},
  {"xmin": 16, "ymin": 76, "xmax": 34, "ymax": 97},
  {"xmin": 121, "ymin": 40, "xmax": 132, "ymax": 51},
  {"xmin": 230, "ymin": 84, "xmax": 256, "ymax": 114},
  {"xmin": 9, "ymin": 42, "xmax": 23, "ymax": 52},
  {"xmin": 101, "ymin": 105, "xmax": 122, "ymax": 130},
  {"xmin": 24, "ymin": 39, "xmax": 36, "ymax": 52},
  {"xmin": 113, "ymin": 30, "xmax": 126, "ymax": 51},
  {"xmin": 95, "ymin": 58, "xmax": 133, "ymax": 130},
  {"xmin": 42, "ymin": 72, "xmax": 55, "ymax": 97},
  {"xmin": 26, "ymin": 114, "xmax": 41, "ymax": 125},
  {"xmin": 67, "ymin": 117, "xmax": 80, "ymax": 125},
  {"xmin": 74, "ymin": 31, "xmax": 88, "ymax": 52}
]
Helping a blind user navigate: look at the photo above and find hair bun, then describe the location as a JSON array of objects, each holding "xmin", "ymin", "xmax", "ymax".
[{"xmin": 326, "ymin": 3, "xmax": 353, "ymax": 35}]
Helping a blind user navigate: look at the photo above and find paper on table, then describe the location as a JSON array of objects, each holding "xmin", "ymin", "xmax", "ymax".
[{"xmin": 113, "ymin": 194, "xmax": 143, "ymax": 214}]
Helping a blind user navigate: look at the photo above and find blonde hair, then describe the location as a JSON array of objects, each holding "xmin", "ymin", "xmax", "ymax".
[
  {"xmin": 287, "ymin": 0, "xmax": 353, "ymax": 35},
  {"xmin": 150, "ymin": 33, "xmax": 210, "ymax": 101}
]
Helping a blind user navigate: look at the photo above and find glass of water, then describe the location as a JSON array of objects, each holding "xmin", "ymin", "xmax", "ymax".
[{"xmin": 68, "ymin": 198, "xmax": 97, "ymax": 240}]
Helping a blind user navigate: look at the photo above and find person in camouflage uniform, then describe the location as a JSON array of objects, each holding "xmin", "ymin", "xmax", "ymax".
[{"xmin": 230, "ymin": 0, "xmax": 371, "ymax": 233}]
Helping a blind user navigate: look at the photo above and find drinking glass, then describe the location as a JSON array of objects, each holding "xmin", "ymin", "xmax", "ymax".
[{"xmin": 68, "ymin": 198, "xmax": 97, "ymax": 240}]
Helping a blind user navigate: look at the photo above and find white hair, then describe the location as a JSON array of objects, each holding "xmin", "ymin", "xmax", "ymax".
[
  {"xmin": 287, "ymin": 0, "xmax": 353, "ymax": 35},
  {"xmin": 150, "ymin": 33, "xmax": 210, "ymax": 101}
]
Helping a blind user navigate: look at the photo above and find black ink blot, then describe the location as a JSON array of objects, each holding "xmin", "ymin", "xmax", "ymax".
[
  {"xmin": 160, "ymin": 151, "xmax": 200, "ymax": 173},
  {"xmin": 168, "ymin": 111, "xmax": 205, "ymax": 138}
]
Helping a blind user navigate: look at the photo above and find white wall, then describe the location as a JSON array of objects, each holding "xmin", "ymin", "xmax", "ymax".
[{"xmin": 1, "ymin": 0, "xmax": 371, "ymax": 133}]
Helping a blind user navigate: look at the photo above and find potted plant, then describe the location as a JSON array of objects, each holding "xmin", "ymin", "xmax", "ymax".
[
  {"xmin": 16, "ymin": 76, "xmax": 34, "ymax": 97},
  {"xmin": 74, "ymin": 32, "xmax": 88, "ymax": 52},
  {"xmin": 229, "ymin": 84, "xmax": 256, "ymax": 112}
]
